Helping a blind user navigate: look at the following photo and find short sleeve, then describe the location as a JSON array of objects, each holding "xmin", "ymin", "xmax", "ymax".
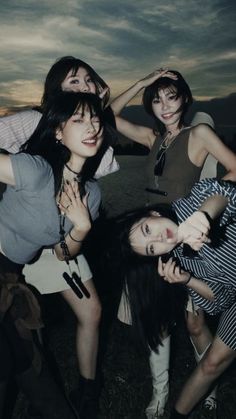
[
  {"xmin": 174, "ymin": 178, "xmax": 236, "ymax": 225},
  {"xmin": 0, "ymin": 110, "xmax": 41, "ymax": 153},
  {"xmin": 85, "ymin": 180, "xmax": 101, "ymax": 221},
  {"xmin": 194, "ymin": 178, "xmax": 236, "ymax": 225},
  {"xmin": 189, "ymin": 280, "xmax": 236, "ymax": 315},
  {"xmin": 10, "ymin": 153, "xmax": 53, "ymax": 191}
]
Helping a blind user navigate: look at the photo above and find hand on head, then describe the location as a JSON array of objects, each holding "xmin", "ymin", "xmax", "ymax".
[{"xmin": 140, "ymin": 68, "xmax": 178, "ymax": 89}]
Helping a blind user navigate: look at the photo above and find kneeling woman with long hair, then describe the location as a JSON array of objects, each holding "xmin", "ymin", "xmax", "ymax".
[{"xmin": 116, "ymin": 178, "xmax": 236, "ymax": 418}]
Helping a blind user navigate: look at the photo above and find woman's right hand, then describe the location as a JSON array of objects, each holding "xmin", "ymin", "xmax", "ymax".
[{"xmin": 58, "ymin": 180, "xmax": 91, "ymax": 235}]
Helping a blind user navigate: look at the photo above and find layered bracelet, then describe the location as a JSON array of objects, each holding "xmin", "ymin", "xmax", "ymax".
[
  {"xmin": 69, "ymin": 231, "xmax": 83, "ymax": 243},
  {"xmin": 185, "ymin": 275, "xmax": 192, "ymax": 285}
]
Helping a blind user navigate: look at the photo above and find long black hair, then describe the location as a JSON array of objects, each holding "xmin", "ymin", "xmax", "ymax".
[
  {"xmin": 142, "ymin": 70, "xmax": 193, "ymax": 135},
  {"xmin": 22, "ymin": 91, "xmax": 110, "ymax": 195},
  {"xmin": 122, "ymin": 254, "xmax": 187, "ymax": 352},
  {"xmin": 103, "ymin": 205, "xmax": 187, "ymax": 351},
  {"xmin": 116, "ymin": 204, "xmax": 179, "ymax": 261}
]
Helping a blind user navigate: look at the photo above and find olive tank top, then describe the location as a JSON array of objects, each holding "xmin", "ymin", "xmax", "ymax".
[{"xmin": 145, "ymin": 128, "xmax": 202, "ymax": 205}]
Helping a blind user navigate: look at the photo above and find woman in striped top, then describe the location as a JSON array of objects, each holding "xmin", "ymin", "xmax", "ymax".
[{"xmin": 118, "ymin": 177, "xmax": 236, "ymax": 418}]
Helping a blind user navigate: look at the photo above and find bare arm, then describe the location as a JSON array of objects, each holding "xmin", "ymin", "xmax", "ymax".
[
  {"xmin": 110, "ymin": 69, "xmax": 177, "ymax": 115},
  {"xmin": 199, "ymin": 194, "xmax": 228, "ymax": 220},
  {"xmin": 185, "ymin": 276, "xmax": 214, "ymax": 301},
  {"xmin": 0, "ymin": 154, "xmax": 15, "ymax": 185},
  {"xmin": 111, "ymin": 69, "xmax": 177, "ymax": 148},
  {"xmin": 115, "ymin": 116, "xmax": 154, "ymax": 148},
  {"xmin": 54, "ymin": 224, "xmax": 89, "ymax": 260},
  {"xmin": 189, "ymin": 124, "xmax": 236, "ymax": 181},
  {"xmin": 158, "ymin": 257, "xmax": 214, "ymax": 301}
]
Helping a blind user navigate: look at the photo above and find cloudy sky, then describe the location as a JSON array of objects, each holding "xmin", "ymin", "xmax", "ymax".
[{"xmin": 0, "ymin": 0, "xmax": 235, "ymax": 112}]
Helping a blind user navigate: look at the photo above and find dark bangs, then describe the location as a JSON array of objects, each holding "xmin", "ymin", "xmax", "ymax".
[
  {"xmin": 142, "ymin": 70, "xmax": 193, "ymax": 132},
  {"xmin": 23, "ymin": 92, "xmax": 109, "ymax": 194},
  {"xmin": 113, "ymin": 204, "xmax": 178, "ymax": 262},
  {"xmin": 45, "ymin": 91, "xmax": 104, "ymax": 133},
  {"xmin": 73, "ymin": 95, "xmax": 104, "ymax": 136}
]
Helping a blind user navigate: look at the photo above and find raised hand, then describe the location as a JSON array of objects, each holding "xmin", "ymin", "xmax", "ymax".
[
  {"xmin": 99, "ymin": 86, "xmax": 110, "ymax": 102},
  {"xmin": 178, "ymin": 211, "xmax": 211, "ymax": 250},
  {"xmin": 139, "ymin": 68, "xmax": 178, "ymax": 89},
  {"xmin": 58, "ymin": 180, "xmax": 91, "ymax": 235}
]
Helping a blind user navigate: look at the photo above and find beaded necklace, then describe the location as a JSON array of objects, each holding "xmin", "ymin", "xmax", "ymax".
[{"xmin": 58, "ymin": 173, "xmax": 90, "ymax": 299}]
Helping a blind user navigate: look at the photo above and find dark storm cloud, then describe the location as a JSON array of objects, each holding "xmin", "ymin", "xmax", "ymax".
[{"xmin": 0, "ymin": 0, "xmax": 235, "ymax": 109}]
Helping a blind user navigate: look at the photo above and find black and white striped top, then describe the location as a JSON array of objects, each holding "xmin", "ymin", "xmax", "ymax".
[{"xmin": 171, "ymin": 178, "xmax": 236, "ymax": 349}]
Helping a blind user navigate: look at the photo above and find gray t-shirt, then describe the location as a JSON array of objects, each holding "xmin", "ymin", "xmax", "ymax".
[{"xmin": 0, "ymin": 153, "xmax": 101, "ymax": 264}]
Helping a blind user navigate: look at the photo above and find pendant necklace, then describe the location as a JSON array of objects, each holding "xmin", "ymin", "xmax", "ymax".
[
  {"xmin": 57, "ymin": 172, "xmax": 90, "ymax": 300},
  {"xmin": 160, "ymin": 130, "xmax": 180, "ymax": 151}
]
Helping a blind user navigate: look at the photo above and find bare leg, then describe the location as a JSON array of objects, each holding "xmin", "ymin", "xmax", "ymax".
[
  {"xmin": 174, "ymin": 336, "xmax": 235, "ymax": 415},
  {"xmin": 186, "ymin": 309, "xmax": 217, "ymax": 408},
  {"xmin": 186, "ymin": 309, "xmax": 213, "ymax": 354},
  {"xmin": 61, "ymin": 278, "xmax": 101, "ymax": 379}
]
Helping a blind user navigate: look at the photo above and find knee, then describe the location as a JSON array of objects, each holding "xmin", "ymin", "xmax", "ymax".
[
  {"xmin": 186, "ymin": 313, "xmax": 205, "ymax": 338},
  {"xmin": 81, "ymin": 299, "xmax": 102, "ymax": 328},
  {"xmin": 200, "ymin": 352, "xmax": 223, "ymax": 377}
]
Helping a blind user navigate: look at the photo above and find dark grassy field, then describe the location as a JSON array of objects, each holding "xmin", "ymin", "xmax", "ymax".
[
  {"xmin": 11, "ymin": 156, "xmax": 236, "ymax": 418},
  {"xmin": 12, "ymin": 292, "xmax": 236, "ymax": 419}
]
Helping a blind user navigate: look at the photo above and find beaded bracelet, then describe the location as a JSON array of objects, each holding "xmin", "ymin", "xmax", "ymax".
[
  {"xmin": 69, "ymin": 231, "xmax": 83, "ymax": 243},
  {"xmin": 185, "ymin": 275, "xmax": 192, "ymax": 285}
]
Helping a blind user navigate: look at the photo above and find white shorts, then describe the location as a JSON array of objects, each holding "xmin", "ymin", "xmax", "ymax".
[
  {"xmin": 24, "ymin": 249, "xmax": 92, "ymax": 294},
  {"xmin": 186, "ymin": 295, "xmax": 200, "ymax": 314}
]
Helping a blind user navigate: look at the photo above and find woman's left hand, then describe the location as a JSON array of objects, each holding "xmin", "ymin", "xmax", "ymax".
[
  {"xmin": 58, "ymin": 180, "xmax": 91, "ymax": 234},
  {"xmin": 158, "ymin": 257, "xmax": 191, "ymax": 284},
  {"xmin": 99, "ymin": 87, "xmax": 110, "ymax": 102}
]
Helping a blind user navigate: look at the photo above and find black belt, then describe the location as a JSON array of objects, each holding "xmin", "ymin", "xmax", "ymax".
[{"xmin": 145, "ymin": 187, "xmax": 168, "ymax": 196}]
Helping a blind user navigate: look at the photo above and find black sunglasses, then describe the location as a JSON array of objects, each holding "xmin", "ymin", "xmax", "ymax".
[{"xmin": 154, "ymin": 149, "xmax": 166, "ymax": 176}]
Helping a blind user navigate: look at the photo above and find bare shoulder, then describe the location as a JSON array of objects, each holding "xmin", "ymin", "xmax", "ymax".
[{"xmin": 191, "ymin": 123, "xmax": 213, "ymax": 139}]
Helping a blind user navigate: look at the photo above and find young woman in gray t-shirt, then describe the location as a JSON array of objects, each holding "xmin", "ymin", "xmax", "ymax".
[{"xmin": 0, "ymin": 91, "xmax": 111, "ymax": 418}]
